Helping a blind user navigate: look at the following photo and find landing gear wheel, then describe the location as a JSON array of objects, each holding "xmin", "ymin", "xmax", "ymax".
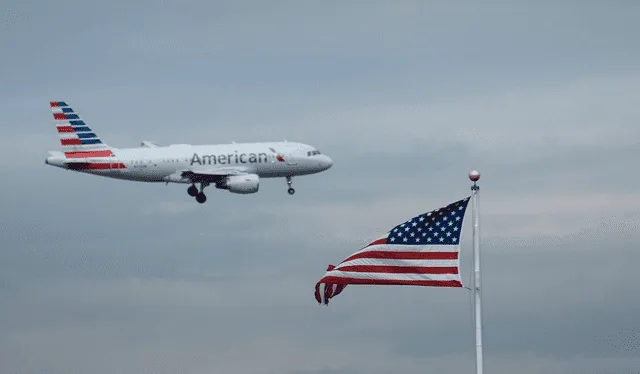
[
  {"xmin": 285, "ymin": 176, "xmax": 295, "ymax": 195},
  {"xmin": 195, "ymin": 192, "xmax": 207, "ymax": 204},
  {"xmin": 187, "ymin": 184, "xmax": 198, "ymax": 197}
]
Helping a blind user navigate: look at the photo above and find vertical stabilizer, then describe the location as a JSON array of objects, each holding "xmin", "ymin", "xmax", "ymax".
[{"xmin": 49, "ymin": 101, "xmax": 115, "ymax": 159}]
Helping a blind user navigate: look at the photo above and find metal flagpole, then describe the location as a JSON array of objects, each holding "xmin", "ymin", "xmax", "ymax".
[{"xmin": 469, "ymin": 170, "xmax": 483, "ymax": 374}]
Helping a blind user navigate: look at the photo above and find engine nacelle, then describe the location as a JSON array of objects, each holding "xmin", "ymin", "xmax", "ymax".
[{"xmin": 216, "ymin": 174, "xmax": 259, "ymax": 194}]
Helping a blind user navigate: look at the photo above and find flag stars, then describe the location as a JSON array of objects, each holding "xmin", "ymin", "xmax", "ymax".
[{"xmin": 383, "ymin": 198, "xmax": 468, "ymax": 246}]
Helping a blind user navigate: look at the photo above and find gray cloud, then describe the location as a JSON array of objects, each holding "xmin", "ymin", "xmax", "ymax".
[{"xmin": 1, "ymin": 0, "xmax": 640, "ymax": 373}]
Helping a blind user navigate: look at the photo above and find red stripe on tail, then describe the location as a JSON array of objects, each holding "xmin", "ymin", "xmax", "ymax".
[
  {"xmin": 57, "ymin": 126, "xmax": 75, "ymax": 133},
  {"xmin": 53, "ymin": 113, "xmax": 67, "ymax": 120},
  {"xmin": 61, "ymin": 138, "xmax": 82, "ymax": 145},
  {"xmin": 87, "ymin": 163, "xmax": 125, "ymax": 170},
  {"xmin": 65, "ymin": 150, "xmax": 114, "ymax": 158},
  {"xmin": 67, "ymin": 162, "xmax": 126, "ymax": 170}
]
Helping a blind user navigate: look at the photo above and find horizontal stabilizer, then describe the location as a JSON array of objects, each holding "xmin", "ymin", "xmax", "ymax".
[{"xmin": 141, "ymin": 140, "xmax": 160, "ymax": 148}]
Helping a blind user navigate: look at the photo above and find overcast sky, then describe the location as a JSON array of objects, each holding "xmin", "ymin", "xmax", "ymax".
[{"xmin": 1, "ymin": 1, "xmax": 640, "ymax": 373}]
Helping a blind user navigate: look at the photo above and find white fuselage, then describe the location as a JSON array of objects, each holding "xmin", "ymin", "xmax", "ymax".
[{"xmin": 46, "ymin": 141, "xmax": 333, "ymax": 183}]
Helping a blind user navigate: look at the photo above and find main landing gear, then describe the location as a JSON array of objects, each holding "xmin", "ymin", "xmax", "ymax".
[
  {"xmin": 187, "ymin": 182, "xmax": 208, "ymax": 203},
  {"xmin": 286, "ymin": 176, "xmax": 295, "ymax": 195}
]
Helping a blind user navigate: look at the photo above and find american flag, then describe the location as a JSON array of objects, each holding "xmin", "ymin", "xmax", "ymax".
[{"xmin": 315, "ymin": 196, "xmax": 471, "ymax": 305}]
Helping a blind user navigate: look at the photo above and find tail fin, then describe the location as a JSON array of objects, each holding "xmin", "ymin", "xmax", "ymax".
[{"xmin": 49, "ymin": 101, "xmax": 115, "ymax": 158}]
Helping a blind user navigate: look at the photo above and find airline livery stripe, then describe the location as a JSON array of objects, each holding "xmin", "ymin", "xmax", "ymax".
[
  {"xmin": 69, "ymin": 120, "xmax": 86, "ymax": 126},
  {"xmin": 87, "ymin": 163, "xmax": 125, "ymax": 169},
  {"xmin": 81, "ymin": 139, "xmax": 102, "ymax": 144},
  {"xmin": 57, "ymin": 126, "xmax": 75, "ymax": 133},
  {"xmin": 77, "ymin": 133, "xmax": 98, "ymax": 139},
  {"xmin": 53, "ymin": 113, "xmax": 67, "ymax": 120},
  {"xmin": 65, "ymin": 150, "xmax": 114, "ymax": 158},
  {"xmin": 50, "ymin": 101, "xmax": 68, "ymax": 107},
  {"xmin": 61, "ymin": 138, "xmax": 82, "ymax": 145},
  {"xmin": 65, "ymin": 114, "xmax": 80, "ymax": 120},
  {"xmin": 62, "ymin": 108, "xmax": 74, "ymax": 113},
  {"xmin": 68, "ymin": 162, "xmax": 126, "ymax": 170},
  {"xmin": 73, "ymin": 126, "xmax": 92, "ymax": 132}
]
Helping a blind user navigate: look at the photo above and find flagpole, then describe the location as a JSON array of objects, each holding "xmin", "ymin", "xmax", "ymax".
[{"xmin": 468, "ymin": 170, "xmax": 483, "ymax": 374}]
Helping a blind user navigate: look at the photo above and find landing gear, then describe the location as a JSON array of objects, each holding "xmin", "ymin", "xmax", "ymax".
[
  {"xmin": 187, "ymin": 184, "xmax": 198, "ymax": 197},
  {"xmin": 188, "ymin": 182, "xmax": 209, "ymax": 203},
  {"xmin": 195, "ymin": 192, "xmax": 207, "ymax": 204},
  {"xmin": 286, "ymin": 176, "xmax": 295, "ymax": 195}
]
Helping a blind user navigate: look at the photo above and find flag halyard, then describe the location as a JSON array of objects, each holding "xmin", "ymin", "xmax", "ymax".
[{"xmin": 315, "ymin": 196, "xmax": 471, "ymax": 305}]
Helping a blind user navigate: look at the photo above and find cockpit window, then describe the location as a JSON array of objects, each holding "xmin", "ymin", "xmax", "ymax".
[{"xmin": 307, "ymin": 150, "xmax": 322, "ymax": 156}]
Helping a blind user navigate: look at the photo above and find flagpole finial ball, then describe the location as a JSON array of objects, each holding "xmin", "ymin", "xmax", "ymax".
[{"xmin": 468, "ymin": 170, "xmax": 480, "ymax": 182}]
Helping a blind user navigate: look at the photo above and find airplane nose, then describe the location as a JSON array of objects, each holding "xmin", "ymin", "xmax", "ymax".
[{"xmin": 324, "ymin": 156, "xmax": 333, "ymax": 169}]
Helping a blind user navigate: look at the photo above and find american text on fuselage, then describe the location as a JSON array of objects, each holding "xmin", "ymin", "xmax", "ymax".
[{"xmin": 190, "ymin": 151, "xmax": 268, "ymax": 166}]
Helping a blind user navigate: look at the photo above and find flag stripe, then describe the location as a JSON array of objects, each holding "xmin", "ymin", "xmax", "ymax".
[
  {"xmin": 319, "ymin": 270, "xmax": 460, "ymax": 282},
  {"xmin": 350, "ymin": 243, "xmax": 460, "ymax": 254},
  {"xmin": 342, "ymin": 250, "xmax": 458, "ymax": 263},
  {"xmin": 318, "ymin": 276, "xmax": 462, "ymax": 287},
  {"xmin": 336, "ymin": 265, "xmax": 459, "ymax": 274},
  {"xmin": 336, "ymin": 258, "xmax": 459, "ymax": 269}
]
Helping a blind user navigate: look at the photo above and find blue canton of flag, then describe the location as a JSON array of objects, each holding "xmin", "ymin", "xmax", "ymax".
[{"xmin": 386, "ymin": 198, "xmax": 469, "ymax": 246}]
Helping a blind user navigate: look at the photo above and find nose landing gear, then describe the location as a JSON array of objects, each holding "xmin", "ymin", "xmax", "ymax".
[{"xmin": 286, "ymin": 176, "xmax": 295, "ymax": 195}]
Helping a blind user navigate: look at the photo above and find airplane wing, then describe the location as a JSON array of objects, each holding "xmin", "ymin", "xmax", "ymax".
[{"xmin": 179, "ymin": 167, "xmax": 251, "ymax": 183}]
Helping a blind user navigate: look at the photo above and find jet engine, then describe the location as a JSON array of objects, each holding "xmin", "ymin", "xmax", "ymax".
[{"xmin": 216, "ymin": 173, "xmax": 259, "ymax": 194}]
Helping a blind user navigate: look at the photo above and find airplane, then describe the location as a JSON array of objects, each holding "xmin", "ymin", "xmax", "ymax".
[{"xmin": 44, "ymin": 101, "xmax": 334, "ymax": 203}]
